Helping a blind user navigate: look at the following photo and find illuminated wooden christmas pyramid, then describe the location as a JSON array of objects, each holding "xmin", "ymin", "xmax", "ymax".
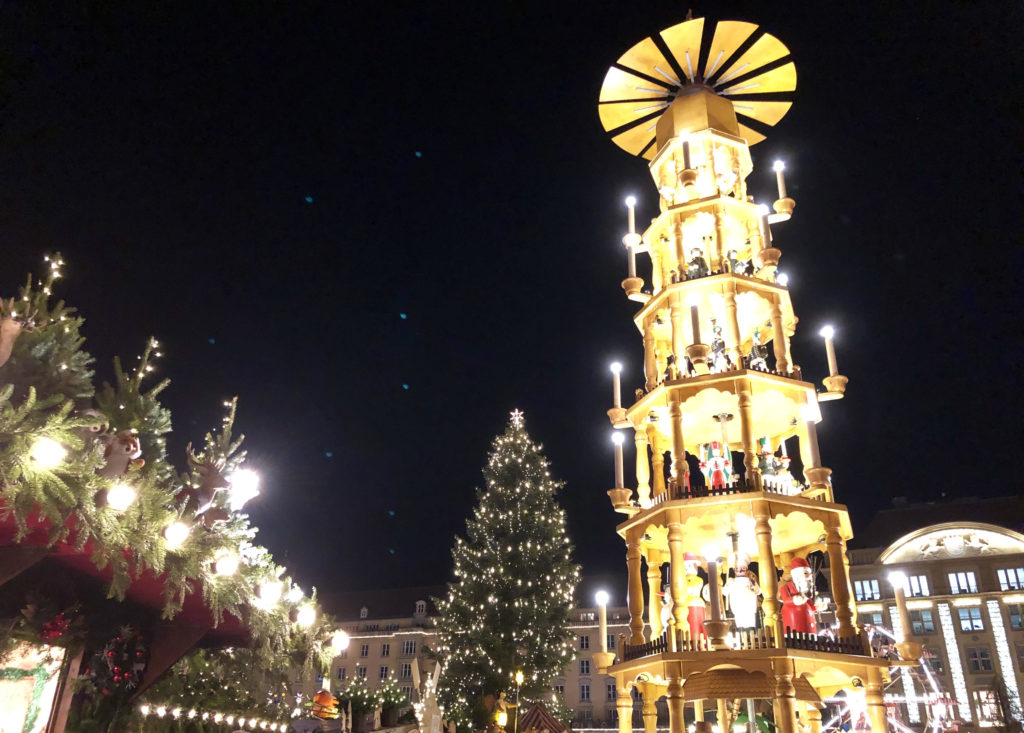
[{"xmin": 591, "ymin": 17, "xmax": 902, "ymax": 733}]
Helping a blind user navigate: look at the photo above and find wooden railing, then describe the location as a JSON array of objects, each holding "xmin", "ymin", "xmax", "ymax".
[{"xmin": 783, "ymin": 631, "xmax": 864, "ymax": 655}]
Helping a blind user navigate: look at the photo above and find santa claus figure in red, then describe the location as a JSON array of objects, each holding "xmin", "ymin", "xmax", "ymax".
[{"xmin": 779, "ymin": 557, "xmax": 816, "ymax": 633}]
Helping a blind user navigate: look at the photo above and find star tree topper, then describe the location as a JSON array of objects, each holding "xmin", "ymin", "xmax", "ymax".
[{"xmin": 509, "ymin": 409, "xmax": 524, "ymax": 428}]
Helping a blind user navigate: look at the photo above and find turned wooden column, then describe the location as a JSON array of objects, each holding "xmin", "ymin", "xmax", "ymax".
[
  {"xmin": 773, "ymin": 675, "xmax": 798, "ymax": 733},
  {"xmin": 649, "ymin": 426, "xmax": 666, "ymax": 498},
  {"xmin": 642, "ymin": 689, "xmax": 658, "ymax": 733},
  {"xmin": 865, "ymin": 667, "xmax": 887, "ymax": 733},
  {"xmin": 737, "ymin": 382, "xmax": 761, "ymax": 490},
  {"xmin": 754, "ymin": 501, "xmax": 781, "ymax": 641},
  {"xmin": 644, "ymin": 322, "xmax": 658, "ymax": 390},
  {"xmin": 805, "ymin": 704, "xmax": 822, "ymax": 733},
  {"xmin": 618, "ymin": 687, "xmax": 635, "ymax": 733},
  {"xmin": 724, "ymin": 284, "xmax": 742, "ymax": 366},
  {"xmin": 627, "ymin": 537, "xmax": 646, "ymax": 644},
  {"xmin": 670, "ymin": 400, "xmax": 687, "ymax": 490},
  {"xmin": 826, "ymin": 523, "xmax": 856, "ymax": 638},
  {"xmin": 670, "ymin": 293, "xmax": 685, "ymax": 364},
  {"xmin": 635, "ymin": 427, "xmax": 651, "ymax": 505},
  {"xmin": 667, "ymin": 677, "xmax": 686, "ymax": 733},
  {"xmin": 647, "ymin": 551, "xmax": 664, "ymax": 638},
  {"xmin": 769, "ymin": 299, "xmax": 790, "ymax": 372},
  {"xmin": 668, "ymin": 521, "xmax": 688, "ymax": 631}
]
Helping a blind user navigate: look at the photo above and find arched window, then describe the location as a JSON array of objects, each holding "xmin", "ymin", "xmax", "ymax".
[
  {"xmin": 360, "ymin": 606, "xmax": 368, "ymax": 619},
  {"xmin": 415, "ymin": 600, "xmax": 426, "ymax": 615}
]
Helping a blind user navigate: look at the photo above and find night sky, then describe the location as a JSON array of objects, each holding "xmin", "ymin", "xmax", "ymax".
[{"xmin": 0, "ymin": 2, "xmax": 1020, "ymax": 595}]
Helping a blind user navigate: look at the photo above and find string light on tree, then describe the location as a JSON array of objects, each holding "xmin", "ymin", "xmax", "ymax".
[
  {"xmin": 296, "ymin": 604, "xmax": 317, "ymax": 628},
  {"xmin": 106, "ymin": 483, "xmax": 137, "ymax": 512},
  {"xmin": 227, "ymin": 468, "xmax": 260, "ymax": 511},
  {"xmin": 30, "ymin": 437, "xmax": 66, "ymax": 468},
  {"xmin": 213, "ymin": 552, "xmax": 240, "ymax": 576},
  {"xmin": 163, "ymin": 521, "xmax": 190, "ymax": 550}
]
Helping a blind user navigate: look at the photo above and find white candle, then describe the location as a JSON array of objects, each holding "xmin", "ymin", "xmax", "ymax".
[
  {"xmin": 820, "ymin": 325, "xmax": 838, "ymax": 376},
  {"xmin": 596, "ymin": 591, "xmax": 610, "ymax": 652},
  {"xmin": 772, "ymin": 160, "xmax": 787, "ymax": 199},
  {"xmin": 626, "ymin": 245, "xmax": 637, "ymax": 278},
  {"xmin": 707, "ymin": 558, "xmax": 723, "ymax": 622},
  {"xmin": 610, "ymin": 362, "xmax": 623, "ymax": 408},
  {"xmin": 760, "ymin": 207, "xmax": 772, "ymax": 248},
  {"xmin": 805, "ymin": 419, "xmax": 821, "ymax": 468},
  {"xmin": 612, "ymin": 433, "xmax": 625, "ymax": 488},
  {"xmin": 690, "ymin": 304, "xmax": 701, "ymax": 345},
  {"xmin": 682, "ymin": 138, "xmax": 692, "ymax": 170},
  {"xmin": 625, "ymin": 196, "xmax": 637, "ymax": 234},
  {"xmin": 888, "ymin": 573, "xmax": 912, "ymax": 644}
]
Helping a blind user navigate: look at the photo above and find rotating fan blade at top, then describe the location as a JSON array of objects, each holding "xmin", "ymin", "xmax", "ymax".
[{"xmin": 598, "ymin": 17, "xmax": 797, "ymax": 158}]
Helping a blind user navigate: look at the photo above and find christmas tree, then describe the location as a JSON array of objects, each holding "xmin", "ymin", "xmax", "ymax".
[{"xmin": 434, "ymin": 410, "xmax": 580, "ymax": 731}]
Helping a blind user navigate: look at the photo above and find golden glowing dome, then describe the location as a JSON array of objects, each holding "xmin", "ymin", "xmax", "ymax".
[{"xmin": 598, "ymin": 18, "xmax": 796, "ymax": 158}]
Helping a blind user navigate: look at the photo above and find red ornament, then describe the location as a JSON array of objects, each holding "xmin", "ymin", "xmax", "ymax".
[{"xmin": 107, "ymin": 651, "xmax": 115, "ymax": 657}]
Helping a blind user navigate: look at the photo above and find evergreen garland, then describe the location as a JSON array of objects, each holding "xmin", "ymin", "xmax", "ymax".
[
  {"xmin": 434, "ymin": 411, "xmax": 580, "ymax": 730},
  {"xmin": 0, "ymin": 255, "xmax": 339, "ymax": 678}
]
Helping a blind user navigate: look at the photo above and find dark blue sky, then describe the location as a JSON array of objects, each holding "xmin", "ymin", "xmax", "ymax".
[{"xmin": 0, "ymin": 1, "xmax": 1019, "ymax": 592}]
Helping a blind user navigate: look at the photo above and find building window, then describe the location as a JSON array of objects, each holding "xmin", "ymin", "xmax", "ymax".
[
  {"xmin": 926, "ymin": 654, "xmax": 944, "ymax": 674},
  {"xmin": 948, "ymin": 572, "xmax": 977, "ymax": 594},
  {"xmin": 381, "ymin": 643, "xmax": 390, "ymax": 657},
  {"xmin": 360, "ymin": 607, "xmax": 368, "ymax": 619},
  {"xmin": 402, "ymin": 640, "xmax": 417, "ymax": 656},
  {"xmin": 360, "ymin": 644, "xmax": 369, "ymax": 658},
  {"xmin": 339, "ymin": 649, "xmax": 348, "ymax": 659},
  {"xmin": 337, "ymin": 667, "xmax": 347, "ymax": 680},
  {"xmin": 1008, "ymin": 604, "xmax": 1024, "ymax": 631},
  {"xmin": 607, "ymin": 634, "xmax": 616, "ymax": 650},
  {"xmin": 579, "ymin": 635, "xmax": 590, "ymax": 650},
  {"xmin": 966, "ymin": 647, "xmax": 993, "ymax": 673},
  {"xmin": 907, "ymin": 575, "xmax": 930, "ymax": 597},
  {"xmin": 865, "ymin": 611, "xmax": 884, "ymax": 626},
  {"xmin": 364, "ymin": 623, "xmax": 379, "ymax": 631},
  {"xmin": 358, "ymin": 666, "xmax": 367, "ymax": 679},
  {"xmin": 579, "ymin": 612, "xmax": 596, "ymax": 622},
  {"xmin": 579, "ymin": 659, "xmax": 590, "ymax": 675},
  {"xmin": 579, "ymin": 709, "xmax": 593, "ymax": 723},
  {"xmin": 385, "ymin": 623, "xmax": 400, "ymax": 631},
  {"xmin": 958, "ymin": 607, "xmax": 984, "ymax": 632},
  {"xmin": 554, "ymin": 684, "xmax": 565, "ymax": 697},
  {"xmin": 997, "ymin": 568, "xmax": 1024, "ymax": 591},
  {"xmin": 401, "ymin": 685, "xmax": 413, "ymax": 700},
  {"xmin": 972, "ymin": 690, "xmax": 1004, "ymax": 725},
  {"xmin": 401, "ymin": 663, "xmax": 412, "ymax": 680},
  {"xmin": 379, "ymin": 666, "xmax": 389, "ymax": 680},
  {"xmin": 910, "ymin": 609, "xmax": 935, "ymax": 634},
  {"xmin": 854, "ymin": 580, "xmax": 880, "ymax": 601},
  {"xmin": 607, "ymin": 683, "xmax": 616, "ymax": 701},
  {"xmin": 579, "ymin": 684, "xmax": 590, "ymax": 702},
  {"xmin": 415, "ymin": 600, "xmax": 427, "ymax": 615},
  {"xmin": 1015, "ymin": 643, "xmax": 1024, "ymax": 672}
]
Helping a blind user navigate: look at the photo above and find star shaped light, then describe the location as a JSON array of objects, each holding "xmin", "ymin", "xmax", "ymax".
[{"xmin": 510, "ymin": 409, "xmax": 524, "ymax": 428}]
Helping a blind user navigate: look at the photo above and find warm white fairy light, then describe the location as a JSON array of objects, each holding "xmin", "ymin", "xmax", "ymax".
[
  {"xmin": 214, "ymin": 552, "xmax": 240, "ymax": 576},
  {"xmin": 986, "ymin": 599, "xmax": 1022, "ymax": 720},
  {"xmin": 227, "ymin": 468, "xmax": 261, "ymax": 511},
  {"xmin": 258, "ymin": 580, "xmax": 283, "ymax": 606},
  {"xmin": 936, "ymin": 603, "xmax": 971, "ymax": 721},
  {"xmin": 296, "ymin": 604, "xmax": 317, "ymax": 628},
  {"xmin": 331, "ymin": 629, "xmax": 350, "ymax": 653},
  {"xmin": 106, "ymin": 483, "xmax": 137, "ymax": 512},
  {"xmin": 163, "ymin": 521, "xmax": 190, "ymax": 549},
  {"xmin": 30, "ymin": 438, "xmax": 66, "ymax": 468}
]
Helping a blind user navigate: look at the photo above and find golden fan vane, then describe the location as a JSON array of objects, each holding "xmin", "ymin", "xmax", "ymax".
[{"xmin": 598, "ymin": 18, "xmax": 796, "ymax": 158}]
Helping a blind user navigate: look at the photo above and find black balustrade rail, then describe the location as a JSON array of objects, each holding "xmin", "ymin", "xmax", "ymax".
[
  {"xmin": 622, "ymin": 630, "xmax": 668, "ymax": 661},
  {"xmin": 783, "ymin": 631, "xmax": 864, "ymax": 655},
  {"xmin": 646, "ymin": 476, "xmax": 829, "ymax": 507}
]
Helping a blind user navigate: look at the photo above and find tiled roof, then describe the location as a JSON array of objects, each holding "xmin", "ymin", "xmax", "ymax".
[{"xmin": 318, "ymin": 585, "xmax": 445, "ymax": 621}]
